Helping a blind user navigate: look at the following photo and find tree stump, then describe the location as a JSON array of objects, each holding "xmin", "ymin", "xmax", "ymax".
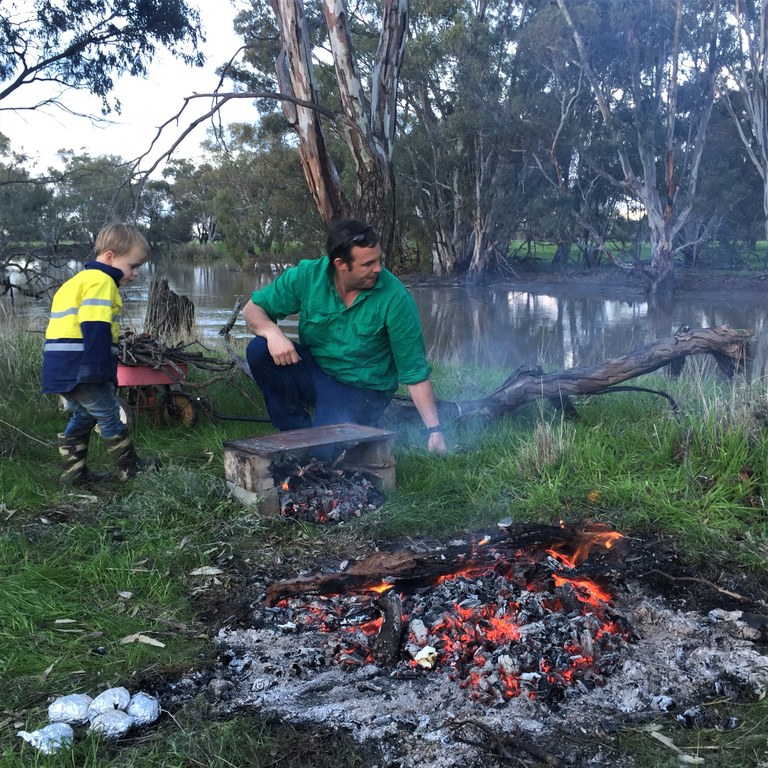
[{"xmin": 143, "ymin": 276, "xmax": 195, "ymax": 343}]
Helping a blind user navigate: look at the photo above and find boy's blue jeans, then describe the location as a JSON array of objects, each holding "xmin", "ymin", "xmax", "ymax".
[
  {"xmin": 245, "ymin": 337, "xmax": 390, "ymax": 431},
  {"xmin": 63, "ymin": 382, "xmax": 125, "ymax": 439}
]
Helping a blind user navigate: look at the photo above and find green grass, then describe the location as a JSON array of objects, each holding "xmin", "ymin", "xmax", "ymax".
[{"xmin": 3, "ymin": 317, "xmax": 768, "ymax": 766}]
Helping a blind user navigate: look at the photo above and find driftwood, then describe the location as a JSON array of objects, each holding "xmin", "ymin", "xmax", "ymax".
[{"xmin": 423, "ymin": 325, "xmax": 752, "ymax": 423}]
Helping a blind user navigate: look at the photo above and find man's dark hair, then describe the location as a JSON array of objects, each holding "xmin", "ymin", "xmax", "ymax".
[{"xmin": 326, "ymin": 218, "xmax": 380, "ymax": 269}]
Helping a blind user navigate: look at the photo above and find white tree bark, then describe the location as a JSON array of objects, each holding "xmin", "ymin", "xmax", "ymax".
[
  {"xmin": 270, "ymin": 0, "xmax": 407, "ymax": 247},
  {"xmin": 722, "ymin": 0, "xmax": 768, "ymax": 243},
  {"xmin": 554, "ymin": 0, "xmax": 718, "ymax": 295}
]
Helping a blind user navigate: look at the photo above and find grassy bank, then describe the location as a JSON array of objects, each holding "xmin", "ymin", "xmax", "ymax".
[{"xmin": 2, "ymin": 316, "xmax": 768, "ymax": 766}]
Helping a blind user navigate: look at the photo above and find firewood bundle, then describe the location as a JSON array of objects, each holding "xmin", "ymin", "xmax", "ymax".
[{"xmin": 118, "ymin": 330, "xmax": 235, "ymax": 373}]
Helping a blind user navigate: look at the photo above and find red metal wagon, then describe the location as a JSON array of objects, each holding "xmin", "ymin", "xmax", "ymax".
[{"xmin": 116, "ymin": 362, "xmax": 197, "ymax": 428}]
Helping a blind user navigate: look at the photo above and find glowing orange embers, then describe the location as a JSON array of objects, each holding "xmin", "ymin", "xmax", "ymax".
[
  {"xmin": 267, "ymin": 526, "xmax": 633, "ymax": 705},
  {"xmin": 545, "ymin": 524, "xmax": 624, "ymax": 569}
]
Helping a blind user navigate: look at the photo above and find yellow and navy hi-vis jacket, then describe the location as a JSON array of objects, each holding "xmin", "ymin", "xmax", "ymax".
[{"xmin": 41, "ymin": 261, "xmax": 123, "ymax": 394}]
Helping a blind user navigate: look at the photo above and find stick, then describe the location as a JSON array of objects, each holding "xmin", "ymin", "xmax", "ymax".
[
  {"xmin": 644, "ymin": 569, "xmax": 749, "ymax": 602},
  {"xmin": 447, "ymin": 718, "xmax": 566, "ymax": 767}
]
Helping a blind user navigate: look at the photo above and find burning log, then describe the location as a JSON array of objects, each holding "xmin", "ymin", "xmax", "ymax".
[
  {"xmin": 372, "ymin": 590, "xmax": 404, "ymax": 665},
  {"xmin": 264, "ymin": 522, "xmax": 626, "ymax": 606},
  {"xmin": 391, "ymin": 326, "xmax": 752, "ymax": 424}
]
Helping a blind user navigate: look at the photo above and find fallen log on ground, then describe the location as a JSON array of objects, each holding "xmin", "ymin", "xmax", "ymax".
[{"xmin": 398, "ymin": 325, "xmax": 751, "ymax": 424}]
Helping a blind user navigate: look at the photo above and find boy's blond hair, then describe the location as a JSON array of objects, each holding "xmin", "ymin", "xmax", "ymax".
[{"xmin": 94, "ymin": 223, "xmax": 150, "ymax": 261}]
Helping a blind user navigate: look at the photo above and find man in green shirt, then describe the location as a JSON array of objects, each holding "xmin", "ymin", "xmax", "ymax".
[{"xmin": 243, "ymin": 218, "xmax": 447, "ymax": 452}]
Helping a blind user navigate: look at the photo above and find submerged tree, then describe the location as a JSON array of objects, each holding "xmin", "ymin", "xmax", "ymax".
[{"xmin": 553, "ymin": 0, "xmax": 721, "ymax": 295}]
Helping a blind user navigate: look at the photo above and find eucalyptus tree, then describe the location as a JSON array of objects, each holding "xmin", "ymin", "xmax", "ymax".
[
  {"xmin": 161, "ymin": 159, "xmax": 219, "ymax": 245},
  {"xmin": 0, "ymin": 134, "xmax": 50, "ymax": 247},
  {"xmin": 0, "ymin": 0, "xmax": 204, "ymax": 301},
  {"xmin": 399, "ymin": 0, "xmax": 541, "ymax": 276},
  {"xmin": 691, "ymin": 99, "xmax": 764, "ymax": 263},
  {"xmin": 203, "ymin": 118, "xmax": 323, "ymax": 261},
  {"xmin": 0, "ymin": 0, "xmax": 203, "ymax": 114},
  {"xmin": 48, "ymin": 151, "xmax": 136, "ymax": 243},
  {"xmin": 516, "ymin": 4, "xmax": 627, "ymax": 268},
  {"xmin": 552, "ymin": 0, "xmax": 721, "ymax": 295},
  {"xmin": 223, "ymin": 0, "xmax": 407, "ymax": 255},
  {"xmin": 719, "ymin": 0, "xmax": 768, "ymax": 247}
]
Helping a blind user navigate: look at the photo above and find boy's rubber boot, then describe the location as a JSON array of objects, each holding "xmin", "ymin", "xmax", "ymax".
[
  {"xmin": 57, "ymin": 430, "xmax": 111, "ymax": 487},
  {"xmin": 103, "ymin": 428, "xmax": 161, "ymax": 481}
]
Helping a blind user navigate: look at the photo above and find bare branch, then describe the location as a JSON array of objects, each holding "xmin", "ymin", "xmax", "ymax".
[{"xmin": 131, "ymin": 90, "xmax": 339, "ymax": 206}]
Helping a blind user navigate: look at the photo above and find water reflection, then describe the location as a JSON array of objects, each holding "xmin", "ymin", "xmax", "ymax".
[{"xmin": 9, "ymin": 259, "xmax": 766, "ymax": 376}]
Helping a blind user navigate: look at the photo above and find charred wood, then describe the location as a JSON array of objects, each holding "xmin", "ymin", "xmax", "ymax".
[
  {"xmin": 264, "ymin": 522, "xmax": 626, "ymax": 606},
  {"xmin": 373, "ymin": 590, "xmax": 404, "ymax": 665},
  {"xmin": 447, "ymin": 718, "xmax": 566, "ymax": 767}
]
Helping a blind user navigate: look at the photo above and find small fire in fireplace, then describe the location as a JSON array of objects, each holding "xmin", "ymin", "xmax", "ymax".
[
  {"xmin": 270, "ymin": 456, "xmax": 385, "ymax": 523},
  {"xmin": 263, "ymin": 523, "xmax": 635, "ymax": 706}
]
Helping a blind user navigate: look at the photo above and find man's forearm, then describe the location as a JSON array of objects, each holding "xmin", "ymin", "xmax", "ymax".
[
  {"xmin": 407, "ymin": 379, "xmax": 440, "ymax": 428},
  {"xmin": 243, "ymin": 299, "xmax": 280, "ymax": 336},
  {"xmin": 242, "ymin": 300, "xmax": 301, "ymax": 365},
  {"xmin": 407, "ymin": 379, "xmax": 448, "ymax": 452}
]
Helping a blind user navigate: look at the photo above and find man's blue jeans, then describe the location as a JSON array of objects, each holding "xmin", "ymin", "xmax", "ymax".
[
  {"xmin": 63, "ymin": 382, "xmax": 125, "ymax": 438},
  {"xmin": 245, "ymin": 337, "xmax": 390, "ymax": 431}
]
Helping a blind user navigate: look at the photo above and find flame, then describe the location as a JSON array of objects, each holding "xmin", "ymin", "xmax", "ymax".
[
  {"xmin": 552, "ymin": 574, "xmax": 612, "ymax": 605},
  {"xmin": 546, "ymin": 527, "xmax": 623, "ymax": 568},
  {"xmin": 281, "ymin": 480, "xmax": 289, "ymax": 491},
  {"xmin": 271, "ymin": 524, "xmax": 630, "ymax": 702}
]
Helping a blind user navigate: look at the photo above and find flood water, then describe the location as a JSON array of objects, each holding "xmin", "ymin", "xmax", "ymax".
[{"xmin": 11, "ymin": 257, "xmax": 768, "ymax": 377}]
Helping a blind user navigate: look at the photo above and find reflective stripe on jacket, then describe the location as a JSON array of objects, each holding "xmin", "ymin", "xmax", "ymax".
[{"xmin": 41, "ymin": 261, "xmax": 123, "ymax": 394}]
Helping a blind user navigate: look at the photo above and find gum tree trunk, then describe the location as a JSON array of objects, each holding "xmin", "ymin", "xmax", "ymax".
[{"xmin": 271, "ymin": 0, "xmax": 407, "ymax": 255}]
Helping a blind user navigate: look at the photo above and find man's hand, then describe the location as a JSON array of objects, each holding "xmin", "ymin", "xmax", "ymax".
[
  {"xmin": 428, "ymin": 431, "xmax": 448, "ymax": 452},
  {"xmin": 265, "ymin": 329, "xmax": 302, "ymax": 366},
  {"xmin": 243, "ymin": 299, "xmax": 301, "ymax": 365}
]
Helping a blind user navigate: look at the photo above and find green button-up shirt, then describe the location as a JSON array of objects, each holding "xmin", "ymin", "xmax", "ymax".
[{"xmin": 251, "ymin": 256, "xmax": 430, "ymax": 394}]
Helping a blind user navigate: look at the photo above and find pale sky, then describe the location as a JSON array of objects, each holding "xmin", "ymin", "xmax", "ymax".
[{"xmin": 0, "ymin": 0, "xmax": 258, "ymax": 173}]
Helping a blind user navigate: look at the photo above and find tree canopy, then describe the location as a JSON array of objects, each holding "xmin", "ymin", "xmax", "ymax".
[{"xmin": 0, "ymin": 0, "xmax": 204, "ymax": 113}]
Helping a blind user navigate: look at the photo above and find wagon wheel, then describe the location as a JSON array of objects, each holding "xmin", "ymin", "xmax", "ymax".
[
  {"xmin": 115, "ymin": 397, "xmax": 134, "ymax": 430},
  {"xmin": 160, "ymin": 391, "xmax": 197, "ymax": 428}
]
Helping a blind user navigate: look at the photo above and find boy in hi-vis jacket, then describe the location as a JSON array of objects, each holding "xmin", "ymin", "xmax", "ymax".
[{"xmin": 42, "ymin": 222, "xmax": 158, "ymax": 484}]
